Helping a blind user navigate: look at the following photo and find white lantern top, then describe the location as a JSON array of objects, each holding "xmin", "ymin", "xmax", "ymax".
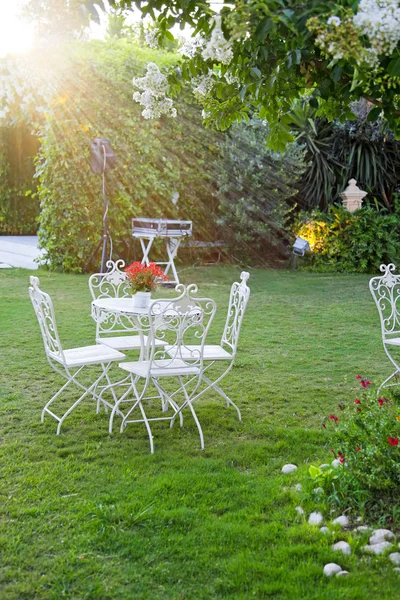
[{"xmin": 340, "ymin": 179, "xmax": 367, "ymax": 212}]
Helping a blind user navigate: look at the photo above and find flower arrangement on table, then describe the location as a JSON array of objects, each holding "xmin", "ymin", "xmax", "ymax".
[{"xmin": 125, "ymin": 261, "xmax": 168, "ymax": 294}]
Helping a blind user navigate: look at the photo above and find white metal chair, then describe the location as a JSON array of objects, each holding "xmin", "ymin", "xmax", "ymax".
[
  {"xmin": 166, "ymin": 271, "xmax": 250, "ymax": 420},
  {"xmin": 88, "ymin": 259, "xmax": 165, "ymax": 352},
  {"xmin": 370, "ymin": 263, "xmax": 400, "ymax": 393},
  {"xmin": 29, "ymin": 276, "xmax": 125, "ymax": 434},
  {"xmin": 107, "ymin": 283, "xmax": 217, "ymax": 453}
]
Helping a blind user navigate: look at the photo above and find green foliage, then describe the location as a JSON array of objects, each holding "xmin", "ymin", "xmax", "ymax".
[
  {"xmin": 36, "ymin": 40, "xmax": 220, "ymax": 272},
  {"xmin": 314, "ymin": 381, "xmax": 400, "ymax": 518},
  {"xmin": 88, "ymin": 1, "xmax": 400, "ymax": 150},
  {"xmin": 291, "ymin": 103, "xmax": 400, "ymax": 211},
  {"xmin": 0, "ymin": 126, "xmax": 39, "ymax": 235},
  {"xmin": 294, "ymin": 204, "xmax": 400, "ymax": 273},
  {"xmin": 215, "ymin": 119, "xmax": 304, "ymax": 263}
]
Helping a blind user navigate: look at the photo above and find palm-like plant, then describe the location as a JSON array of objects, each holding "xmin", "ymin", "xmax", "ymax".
[{"xmin": 290, "ymin": 102, "xmax": 400, "ymax": 211}]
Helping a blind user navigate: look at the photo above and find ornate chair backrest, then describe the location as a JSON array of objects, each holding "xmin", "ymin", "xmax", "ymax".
[
  {"xmin": 369, "ymin": 263, "xmax": 400, "ymax": 340},
  {"xmin": 29, "ymin": 276, "xmax": 65, "ymax": 366},
  {"xmin": 89, "ymin": 260, "xmax": 135, "ymax": 338},
  {"xmin": 88, "ymin": 259, "xmax": 131, "ymax": 300},
  {"xmin": 145, "ymin": 284, "xmax": 217, "ymax": 375},
  {"xmin": 221, "ymin": 272, "xmax": 251, "ymax": 356}
]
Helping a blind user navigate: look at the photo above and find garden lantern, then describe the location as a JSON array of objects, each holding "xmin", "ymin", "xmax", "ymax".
[{"xmin": 340, "ymin": 179, "xmax": 367, "ymax": 213}]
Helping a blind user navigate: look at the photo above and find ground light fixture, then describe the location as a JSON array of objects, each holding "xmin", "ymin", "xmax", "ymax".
[{"xmin": 292, "ymin": 236, "xmax": 310, "ymax": 270}]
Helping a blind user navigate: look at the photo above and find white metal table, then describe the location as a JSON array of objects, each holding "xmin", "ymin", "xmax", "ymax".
[{"xmin": 91, "ymin": 297, "xmax": 164, "ymax": 358}]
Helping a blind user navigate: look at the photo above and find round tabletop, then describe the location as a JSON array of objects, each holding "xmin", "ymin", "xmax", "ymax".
[
  {"xmin": 91, "ymin": 297, "xmax": 170, "ymax": 316},
  {"xmin": 91, "ymin": 297, "xmax": 150, "ymax": 315}
]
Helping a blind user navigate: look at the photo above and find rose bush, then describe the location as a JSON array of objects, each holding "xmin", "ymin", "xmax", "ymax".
[{"xmin": 311, "ymin": 376, "xmax": 400, "ymax": 520}]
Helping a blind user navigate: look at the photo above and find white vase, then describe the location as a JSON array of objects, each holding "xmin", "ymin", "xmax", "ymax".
[{"xmin": 132, "ymin": 291, "xmax": 151, "ymax": 309}]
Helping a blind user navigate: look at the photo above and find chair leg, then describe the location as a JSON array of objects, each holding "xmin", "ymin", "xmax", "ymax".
[
  {"xmin": 108, "ymin": 382, "xmax": 136, "ymax": 434},
  {"xmin": 377, "ymin": 369, "xmax": 400, "ymax": 394},
  {"xmin": 201, "ymin": 374, "xmax": 242, "ymax": 421},
  {"xmin": 97, "ymin": 364, "xmax": 119, "ymax": 413},
  {"xmin": 55, "ymin": 371, "xmax": 107, "ymax": 434},
  {"xmin": 120, "ymin": 376, "xmax": 148, "ymax": 432},
  {"xmin": 179, "ymin": 375, "xmax": 205, "ymax": 450},
  {"xmin": 41, "ymin": 377, "xmax": 75, "ymax": 422},
  {"xmin": 152, "ymin": 379, "xmax": 183, "ymax": 427},
  {"xmin": 138, "ymin": 400, "xmax": 154, "ymax": 454}
]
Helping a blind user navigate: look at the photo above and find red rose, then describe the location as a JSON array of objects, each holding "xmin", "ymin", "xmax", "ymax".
[
  {"xmin": 329, "ymin": 414, "xmax": 338, "ymax": 422},
  {"xmin": 356, "ymin": 446, "xmax": 361, "ymax": 452},
  {"xmin": 388, "ymin": 437, "xmax": 399, "ymax": 447},
  {"xmin": 354, "ymin": 398, "xmax": 361, "ymax": 405}
]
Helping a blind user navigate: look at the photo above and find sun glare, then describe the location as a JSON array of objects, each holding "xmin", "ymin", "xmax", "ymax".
[{"xmin": 0, "ymin": 2, "xmax": 34, "ymax": 58}]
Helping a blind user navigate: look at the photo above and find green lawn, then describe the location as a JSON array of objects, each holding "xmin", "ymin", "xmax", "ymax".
[{"xmin": 0, "ymin": 266, "xmax": 398, "ymax": 599}]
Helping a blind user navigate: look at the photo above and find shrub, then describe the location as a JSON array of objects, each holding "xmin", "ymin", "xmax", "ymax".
[
  {"xmin": 290, "ymin": 101, "xmax": 400, "ymax": 211},
  {"xmin": 0, "ymin": 126, "xmax": 39, "ymax": 235},
  {"xmin": 310, "ymin": 377, "xmax": 400, "ymax": 522},
  {"xmin": 35, "ymin": 41, "xmax": 222, "ymax": 272},
  {"xmin": 293, "ymin": 203, "xmax": 400, "ymax": 273}
]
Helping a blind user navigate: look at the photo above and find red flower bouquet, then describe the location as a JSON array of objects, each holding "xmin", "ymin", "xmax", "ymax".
[{"xmin": 125, "ymin": 262, "xmax": 168, "ymax": 294}]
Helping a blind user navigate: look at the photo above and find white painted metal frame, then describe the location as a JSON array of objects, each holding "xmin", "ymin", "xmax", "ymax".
[
  {"xmin": 132, "ymin": 218, "xmax": 193, "ymax": 285},
  {"xmin": 370, "ymin": 263, "xmax": 400, "ymax": 393},
  {"xmin": 107, "ymin": 283, "xmax": 216, "ymax": 453},
  {"xmin": 88, "ymin": 259, "xmax": 149, "ymax": 352},
  {"xmin": 166, "ymin": 272, "xmax": 251, "ymax": 420},
  {"xmin": 29, "ymin": 276, "xmax": 125, "ymax": 434}
]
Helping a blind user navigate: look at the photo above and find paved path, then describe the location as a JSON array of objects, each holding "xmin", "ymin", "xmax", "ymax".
[{"xmin": 0, "ymin": 236, "xmax": 42, "ymax": 269}]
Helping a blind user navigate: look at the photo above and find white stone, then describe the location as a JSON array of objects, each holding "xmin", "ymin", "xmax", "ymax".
[
  {"xmin": 313, "ymin": 487, "xmax": 324, "ymax": 494},
  {"xmin": 332, "ymin": 541, "xmax": 351, "ymax": 555},
  {"xmin": 363, "ymin": 542, "xmax": 393, "ymax": 555},
  {"xmin": 332, "ymin": 515, "xmax": 349, "ymax": 528},
  {"xmin": 323, "ymin": 563, "xmax": 342, "ymax": 577},
  {"xmin": 389, "ymin": 552, "xmax": 400, "ymax": 566},
  {"xmin": 331, "ymin": 459, "xmax": 341, "ymax": 468},
  {"xmin": 320, "ymin": 526, "xmax": 330, "ymax": 534},
  {"xmin": 320, "ymin": 464, "xmax": 330, "ymax": 469},
  {"xmin": 295, "ymin": 483, "xmax": 302, "ymax": 492},
  {"xmin": 369, "ymin": 529, "xmax": 395, "ymax": 545},
  {"xmin": 308, "ymin": 511, "xmax": 324, "ymax": 525},
  {"xmin": 295, "ymin": 506, "xmax": 304, "ymax": 515},
  {"xmin": 355, "ymin": 525, "xmax": 370, "ymax": 533},
  {"xmin": 336, "ymin": 570, "xmax": 350, "ymax": 577},
  {"xmin": 281, "ymin": 464, "xmax": 297, "ymax": 474}
]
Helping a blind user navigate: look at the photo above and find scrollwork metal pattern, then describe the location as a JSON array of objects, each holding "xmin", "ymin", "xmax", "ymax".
[
  {"xmin": 369, "ymin": 264, "xmax": 400, "ymax": 336},
  {"xmin": 89, "ymin": 259, "xmax": 140, "ymax": 337},
  {"xmin": 29, "ymin": 276, "xmax": 64, "ymax": 363},
  {"xmin": 221, "ymin": 271, "xmax": 250, "ymax": 354},
  {"xmin": 88, "ymin": 259, "xmax": 131, "ymax": 300},
  {"xmin": 148, "ymin": 284, "xmax": 216, "ymax": 371}
]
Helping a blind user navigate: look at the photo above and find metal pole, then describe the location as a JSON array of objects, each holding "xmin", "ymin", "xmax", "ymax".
[{"xmin": 100, "ymin": 145, "xmax": 108, "ymax": 273}]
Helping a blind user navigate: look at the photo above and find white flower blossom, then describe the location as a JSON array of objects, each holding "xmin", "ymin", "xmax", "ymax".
[
  {"xmin": 327, "ymin": 16, "xmax": 341, "ymax": 26},
  {"xmin": 353, "ymin": 0, "xmax": 400, "ymax": 55},
  {"xmin": 224, "ymin": 70, "xmax": 239, "ymax": 85},
  {"xmin": 179, "ymin": 35, "xmax": 205, "ymax": 58},
  {"xmin": 144, "ymin": 28, "xmax": 160, "ymax": 49},
  {"xmin": 201, "ymin": 15, "xmax": 233, "ymax": 65},
  {"xmin": 132, "ymin": 62, "xmax": 177, "ymax": 119},
  {"xmin": 192, "ymin": 72, "xmax": 215, "ymax": 96}
]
